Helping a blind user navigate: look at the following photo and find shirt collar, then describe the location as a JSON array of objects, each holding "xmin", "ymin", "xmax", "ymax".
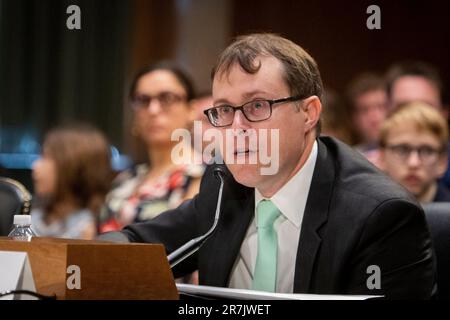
[{"xmin": 255, "ymin": 140, "xmax": 318, "ymax": 228}]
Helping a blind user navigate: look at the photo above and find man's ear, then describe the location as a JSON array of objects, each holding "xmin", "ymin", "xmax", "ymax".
[{"xmin": 302, "ymin": 96, "xmax": 322, "ymax": 133}]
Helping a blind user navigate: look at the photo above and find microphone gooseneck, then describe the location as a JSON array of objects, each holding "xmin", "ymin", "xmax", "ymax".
[{"xmin": 168, "ymin": 166, "xmax": 226, "ymax": 268}]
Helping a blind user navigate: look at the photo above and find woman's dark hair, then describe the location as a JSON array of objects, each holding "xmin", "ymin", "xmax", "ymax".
[{"xmin": 129, "ymin": 61, "xmax": 196, "ymax": 101}]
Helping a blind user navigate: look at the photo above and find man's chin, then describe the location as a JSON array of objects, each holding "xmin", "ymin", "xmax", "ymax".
[
  {"xmin": 227, "ymin": 164, "xmax": 261, "ymax": 188},
  {"xmin": 404, "ymin": 184, "xmax": 425, "ymax": 197}
]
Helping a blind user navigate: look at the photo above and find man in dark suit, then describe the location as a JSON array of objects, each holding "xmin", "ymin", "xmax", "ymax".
[{"xmin": 102, "ymin": 34, "xmax": 435, "ymax": 299}]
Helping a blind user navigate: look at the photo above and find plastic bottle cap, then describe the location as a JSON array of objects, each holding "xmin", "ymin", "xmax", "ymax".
[{"xmin": 13, "ymin": 215, "xmax": 32, "ymax": 225}]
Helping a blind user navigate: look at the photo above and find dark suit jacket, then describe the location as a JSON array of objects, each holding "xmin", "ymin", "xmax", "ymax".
[{"xmin": 121, "ymin": 137, "xmax": 436, "ymax": 299}]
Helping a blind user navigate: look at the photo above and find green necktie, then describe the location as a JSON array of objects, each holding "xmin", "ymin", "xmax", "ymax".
[{"xmin": 252, "ymin": 200, "xmax": 281, "ymax": 292}]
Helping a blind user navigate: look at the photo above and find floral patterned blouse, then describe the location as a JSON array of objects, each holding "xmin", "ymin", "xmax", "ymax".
[{"xmin": 99, "ymin": 163, "xmax": 204, "ymax": 233}]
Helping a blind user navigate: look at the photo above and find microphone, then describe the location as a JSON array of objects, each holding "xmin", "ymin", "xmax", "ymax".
[{"xmin": 167, "ymin": 166, "xmax": 226, "ymax": 268}]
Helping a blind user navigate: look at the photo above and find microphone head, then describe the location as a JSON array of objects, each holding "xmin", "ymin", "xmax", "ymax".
[{"xmin": 213, "ymin": 165, "xmax": 227, "ymax": 180}]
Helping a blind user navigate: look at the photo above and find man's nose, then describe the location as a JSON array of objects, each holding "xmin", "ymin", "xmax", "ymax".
[
  {"xmin": 371, "ymin": 107, "xmax": 384, "ymax": 121},
  {"xmin": 366, "ymin": 105, "xmax": 383, "ymax": 122},
  {"xmin": 406, "ymin": 150, "xmax": 421, "ymax": 167},
  {"xmin": 231, "ymin": 109, "xmax": 251, "ymax": 131}
]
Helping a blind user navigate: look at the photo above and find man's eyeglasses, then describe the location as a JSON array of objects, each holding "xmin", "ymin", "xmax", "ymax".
[
  {"xmin": 131, "ymin": 92, "xmax": 186, "ymax": 110},
  {"xmin": 203, "ymin": 95, "xmax": 307, "ymax": 127},
  {"xmin": 385, "ymin": 144, "xmax": 444, "ymax": 165}
]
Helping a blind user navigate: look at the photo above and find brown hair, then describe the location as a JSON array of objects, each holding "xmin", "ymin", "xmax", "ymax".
[
  {"xmin": 212, "ymin": 33, "xmax": 323, "ymax": 99},
  {"xmin": 129, "ymin": 60, "xmax": 196, "ymax": 102},
  {"xmin": 211, "ymin": 33, "xmax": 323, "ymax": 132},
  {"xmin": 379, "ymin": 102, "xmax": 449, "ymax": 151},
  {"xmin": 43, "ymin": 124, "xmax": 113, "ymax": 215}
]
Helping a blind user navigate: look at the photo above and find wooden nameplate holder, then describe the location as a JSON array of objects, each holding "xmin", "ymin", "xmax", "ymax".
[{"xmin": 0, "ymin": 237, "xmax": 178, "ymax": 300}]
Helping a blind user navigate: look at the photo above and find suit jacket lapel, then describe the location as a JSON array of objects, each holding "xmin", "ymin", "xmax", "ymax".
[
  {"xmin": 203, "ymin": 173, "xmax": 255, "ymax": 287},
  {"xmin": 294, "ymin": 138, "xmax": 335, "ymax": 292}
]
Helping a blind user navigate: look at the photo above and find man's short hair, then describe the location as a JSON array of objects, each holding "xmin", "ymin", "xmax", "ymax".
[
  {"xmin": 385, "ymin": 61, "xmax": 443, "ymax": 101},
  {"xmin": 379, "ymin": 101, "xmax": 449, "ymax": 152},
  {"xmin": 211, "ymin": 33, "xmax": 323, "ymax": 133}
]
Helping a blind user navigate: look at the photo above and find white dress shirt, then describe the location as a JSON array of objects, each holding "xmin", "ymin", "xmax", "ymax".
[{"xmin": 228, "ymin": 141, "xmax": 318, "ymax": 293}]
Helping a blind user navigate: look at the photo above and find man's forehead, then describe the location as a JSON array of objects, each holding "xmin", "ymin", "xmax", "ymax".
[
  {"xmin": 393, "ymin": 76, "xmax": 440, "ymax": 97},
  {"xmin": 212, "ymin": 57, "xmax": 285, "ymax": 98},
  {"xmin": 386, "ymin": 124, "xmax": 441, "ymax": 143}
]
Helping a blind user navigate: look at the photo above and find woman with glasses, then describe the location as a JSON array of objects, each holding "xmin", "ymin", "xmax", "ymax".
[
  {"xmin": 379, "ymin": 101, "xmax": 450, "ymax": 203},
  {"xmin": 100, "ymin": 61, "xmax": 204, "ymax": 233}
]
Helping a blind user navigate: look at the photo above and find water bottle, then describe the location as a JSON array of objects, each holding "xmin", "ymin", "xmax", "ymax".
[{"xmin": 8, "ymin": 215, "xmax": 37, "ymax": 241}]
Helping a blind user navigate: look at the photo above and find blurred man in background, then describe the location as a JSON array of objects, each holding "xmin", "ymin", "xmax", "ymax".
[
  {"xmin": 347, "ymin": 73, "xmax": 388, "ymax": 153},
  {"xmin": 380, "ymin": 102, "xmax": 450, "ymax": 203},
  {"xmin": 386, "ymin": 61, "xmax": 450, "ymax": 187},
  {"xmin": 386, "ymin": 61, "xmax": 445, "ymax": 112}
]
